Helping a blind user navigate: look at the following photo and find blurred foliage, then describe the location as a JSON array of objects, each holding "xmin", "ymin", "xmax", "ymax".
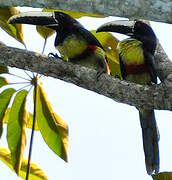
[
  {"xmin": 0, "ymin": 7, "xmax": 25, "ymax": 46},
  {"xmin": 152, "ymin": 172, "xmax": 172, "ymax": 180}
]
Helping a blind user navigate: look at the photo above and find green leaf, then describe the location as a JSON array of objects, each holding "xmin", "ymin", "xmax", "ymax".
[
  {"xmin": 0, "ymin": 88, "xmax": 16, "ymax": 137},
  {"xmin": 3, "ymin": 109, "xmax": 39, "ymax": 130},
  {"xmin": 0, "ymin": 148, "xmax": 48, "ymax": 180},
  {"xmin": 7, "ymin": 90, "xmax": 28, "ymax": 175},
  {"xmin": 0, "ymin": 77, "xmax": 9, "ymax": 88},
  {"xmin": 91, "ymin": 30, "xmax": 121, "ymax": 78},
  {"xmin": 0, "ymin": 64, "xmax": 9, "ymax": 74},
  {"xmin": 36, "ymin": 84, "xmax": 68, "ymax": 162},
  {"xmin": 152, "ymin": 172, "xmax": 172, "ymax": 180},
  {"xmin": 0, "ymin": 7, "xmax": 25, "ymax": 45}
]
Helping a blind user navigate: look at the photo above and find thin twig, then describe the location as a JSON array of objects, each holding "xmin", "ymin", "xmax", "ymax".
[
  {"xmin": 25, "ymin": 77, "xmax": 38, "ymax": 180},
  {"xmin": 42, "ymin": 38, "xmax": 47, "ymax": 54},
  {"xmin": 35, "ymin": 38, "xmax": 47, "ymax": 78},
  {"xmin": 23, "ymin": 43, "xmax": 27, "ymax": 50},
  {"xmin": 24, "ymin": 70, "xmax": 34, "ymax": 80},
  {"xmin": 8, "ymin": 73, "xmax": 31, "ymax": 81},
  {"xmin": 8, "ymin": 82, "xmax": 30, "ymax": 86},
  {"xmin": 16, "ymin": 84, "xmax": 32, "ymax": 92},
  {"xmin": 28, "ymin": 84, "xmax": 33, "ymax": 94}
]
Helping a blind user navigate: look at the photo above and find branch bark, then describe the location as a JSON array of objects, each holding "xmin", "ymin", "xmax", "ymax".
[
  {"xmin": 0, "ymin": 42, "xmax": 171, "ymax": 111},
  {"xmin": 0, "ymin": 0, "xmax": 172, "ymax": 24}
]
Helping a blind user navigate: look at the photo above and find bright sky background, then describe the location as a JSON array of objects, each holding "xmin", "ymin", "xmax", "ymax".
[{"xmin": 0, "ymin": 7, "xmax": 172, "ymax": 180}]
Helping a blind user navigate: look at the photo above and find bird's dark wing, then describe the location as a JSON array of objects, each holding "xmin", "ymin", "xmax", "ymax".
[
  {"xmin": 75, "ymin": 26, "xmax": 104, "ymax": 50},
  {"xmin": 143, "ymin": 50, "xmax": 157, "ymax": 84},
  {"xmin": 119, "ymin": 56, "xmax": 127, "ymax": 80}
]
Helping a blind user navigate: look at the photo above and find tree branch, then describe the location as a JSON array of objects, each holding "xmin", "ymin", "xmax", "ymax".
[
  {"xmin": 0, "ymin": 42, "xmax": 171, "ymax": 111},
  {"xmin": 155, "ymin": 42, "xmax": 172, "ymax": 81},
  {"xmin": 0, "ymin": 0, "xmax": 172, "ymax": 24}
]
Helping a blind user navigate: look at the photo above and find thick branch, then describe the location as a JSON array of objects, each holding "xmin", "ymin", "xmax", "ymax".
[
  {"xmin": 0, "ymin": 42, "xmax": 171, "ymax": 111},
  {"xmin": 0, "ymin": 0, "xmax": 172, "ymax": 24},
  {"xmin": 155, "ymin": 42, "xmax": 172, "ymax": 81}
]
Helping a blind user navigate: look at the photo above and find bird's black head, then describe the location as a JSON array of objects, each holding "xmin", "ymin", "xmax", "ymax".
[
  {"xmin": 53, "ymin": 11, "xmax": 83, "ymax": 30},
  {"xmin": 133, "ymin": 21, "xmax": 155, "ymax": 37},
  {"xmin": 97, "ymin": 20, "xmax": 157, "ymax": 54},
  {"xmin": 132, "ymin": 20, "xmax": 157, "ymax": 53},
  {"xmin": 54, "ymin": 12, "xmax": 73, "ymax": 24}
]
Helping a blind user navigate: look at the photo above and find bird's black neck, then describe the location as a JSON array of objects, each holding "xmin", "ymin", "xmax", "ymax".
[{"xmin": 133, "ymin": 34, "xmax": 157, "ymax": 55}]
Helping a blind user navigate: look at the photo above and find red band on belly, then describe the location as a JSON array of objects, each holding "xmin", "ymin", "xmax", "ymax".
[
  {"xmin": 125, "ymin": 63, "xmax": 148, "ymax": 75},
  {"xmin": 70, "ymin": 45, "xmax": 97, "ymax": 62}
]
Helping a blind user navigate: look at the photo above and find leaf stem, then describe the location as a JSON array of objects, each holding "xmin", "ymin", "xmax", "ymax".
[
  {"xmin": 42, "ymin": 38, "xmax": 47, "ymax": 54},
  {"xmin": 8, "ymin": 73, "xmax": 31, "ymax": 81},
  {"xmin": 35, "ymin": 38, "xmax": 47, "ymax": 78},
  {"xmin": 16, "ymin": 84, "xmax": 32, "ymax": 92},
  {"xmin": 24, "ymin": 71, "xmax": 34, "ymax": 80},
  {"xmin": 8, "ymin": 82, "xmax": 30, "ymax": 85},
  {"xmin": 23, "ymin": 43, "xmax": 27, "ymax": 50},
  {"xmin": 25, "ymin": 77, "xmax": 38, "ymax": 180}
]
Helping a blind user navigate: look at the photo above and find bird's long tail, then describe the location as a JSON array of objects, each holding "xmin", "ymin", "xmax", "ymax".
[{"xmin": 138, "ymin": 108, "xmax": 159, "ymax": 175}]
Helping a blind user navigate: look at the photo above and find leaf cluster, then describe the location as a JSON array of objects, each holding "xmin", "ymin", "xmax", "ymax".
[{"xmin": 0, "ymin": 7, "xmax": 68, "ymax": 180}]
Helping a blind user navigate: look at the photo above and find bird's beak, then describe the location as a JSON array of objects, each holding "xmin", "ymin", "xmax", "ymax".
[
  {"xmin": 97, "ymin": 20, "xmax": 135, "ymax": 36},
  {"xmin": 8, "ymin": 11, "xmax": 58, "ymax": 29}
]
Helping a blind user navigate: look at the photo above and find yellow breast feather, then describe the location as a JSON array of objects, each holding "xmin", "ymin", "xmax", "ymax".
[
  {"xmin": 57, "ymin": 34, "xmax": 88, "ymax": 60},
  {"xmin": 117, "ymin": 38, "xmax": 144, "ymax": 65}
]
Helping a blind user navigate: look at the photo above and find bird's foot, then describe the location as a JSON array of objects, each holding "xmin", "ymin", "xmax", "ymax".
[
  {"xmin": 48, "ymin": 52, "xmax": 63, "ymax": 60},
  {"xmin": 148, "ymin": 82, "xmax": 156, "ymax": 86},
  {"xmin": 114, "ymin": 75, "xmax": 121, "ymax": 79},
  {"xmin": 96, "ymin": 70, "xmax": 106, "ymax": 80}
]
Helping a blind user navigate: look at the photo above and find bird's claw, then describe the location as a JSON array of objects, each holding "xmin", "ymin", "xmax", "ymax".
[
  {"xmin": 48, "ymin": 52, "xmax": 62, "ymax": 60},
  {"xmin": 96, "ymin": 70, "xmax": 105, "ymax": 80}
]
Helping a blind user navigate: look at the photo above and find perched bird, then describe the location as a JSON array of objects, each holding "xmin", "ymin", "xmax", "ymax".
[
  {"xmin": 97, "ymin": 20, "xmax": 159, "ymax": 175},
  {"xmin": 8, "ymin": 11, "xmax": 111, "ymax": 75}
]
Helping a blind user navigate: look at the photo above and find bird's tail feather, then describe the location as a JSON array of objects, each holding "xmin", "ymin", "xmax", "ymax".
[{"xmin": 138, "ymin": 108, "xmax": 159, "ymax": 175}]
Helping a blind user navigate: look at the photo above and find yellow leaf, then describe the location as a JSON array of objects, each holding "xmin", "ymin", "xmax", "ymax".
[
  {"xmin": 7, "ymin": 90, "xmax": 28, "ymax": 174},
  {"xmin": 0, "ymin": 148, "xmax": 48, "ymax": 180},
  {"xmin": 36, "ymin": 84, "xmax": 68, "ymax": 161},
  {"xmin": 91, "ymin": 30, "xmax": 122, "ymax": 78},
  {"xmin": 0, "ymin": 7, "xmax": 25, "ymax": 45},
  {"xmin": 152, "ymin": 172, "xmax": 172, "ymax": 180},
  {"xmin": 36, "ymin": 25, "xmax": 55, "ymax": 40},
  {"xmin": 26, "ymin": 112, "xmax": 39, "ymax": 130},
  {"xmin": 36, "ymin": 9, "xmax": 56, "ymax": 40}
]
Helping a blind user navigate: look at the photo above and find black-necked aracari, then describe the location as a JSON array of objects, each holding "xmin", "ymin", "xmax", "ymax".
[
  {"xmin": 97, "ymin": 20, "xmax": 159, "ymax": 175},
  {"xmin": 8, "ymin": 11, "xmax": 111, "ymax": 75}
]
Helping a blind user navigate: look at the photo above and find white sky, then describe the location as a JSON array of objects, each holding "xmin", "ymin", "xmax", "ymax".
[{"xmin": 0, "ymin": 7, "xmax": 172, "ymax": 180}]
